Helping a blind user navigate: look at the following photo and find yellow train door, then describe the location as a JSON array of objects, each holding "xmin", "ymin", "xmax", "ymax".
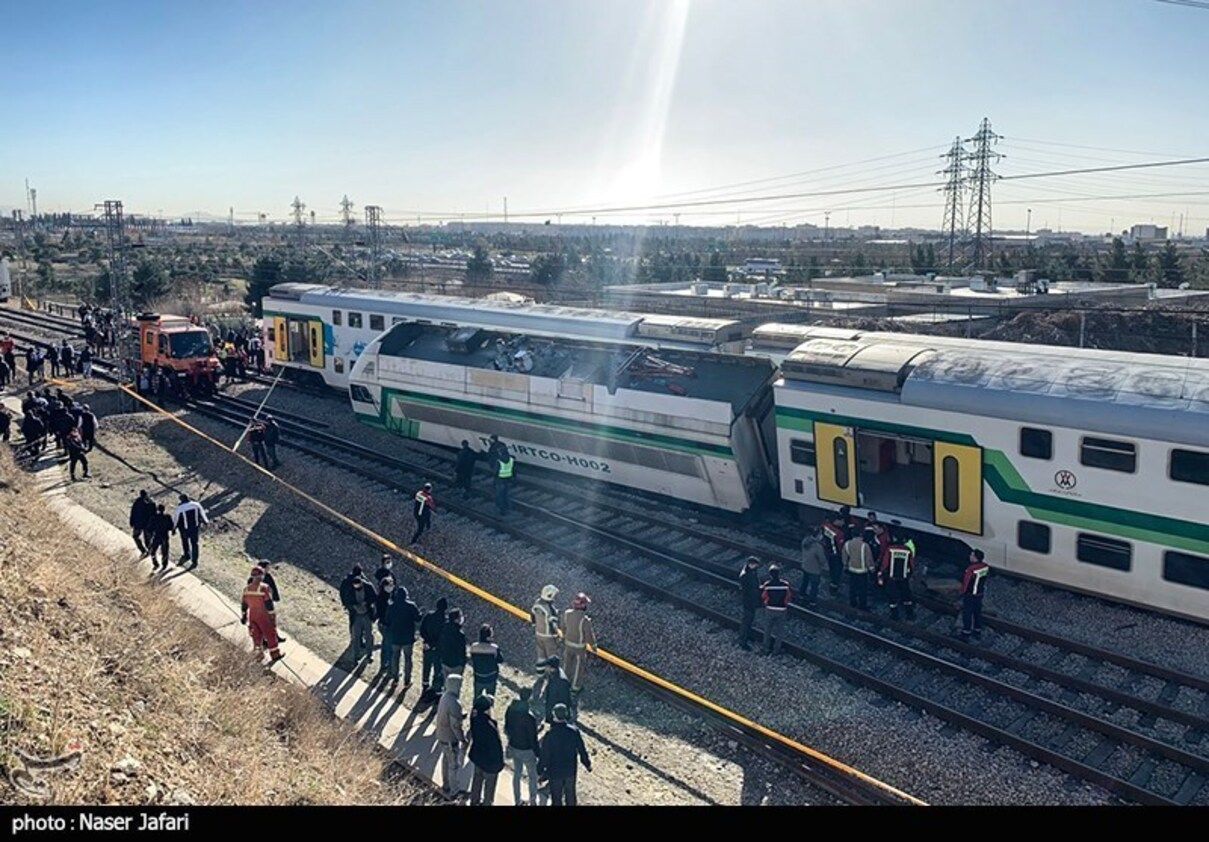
[
  {"xmin": 934, "ymin": 442, "xmax": 983, "ymax": 535},
  {"xmin": 308, "ymin": 319, "xmax": 325, "ymax": 368},
  {"xmin": 273, "ymin": 317, "xmax": 288, "ymax": 359},
  {"xmin": 814, "ymin": 422, "xmax": 858, "ymax": 506}
]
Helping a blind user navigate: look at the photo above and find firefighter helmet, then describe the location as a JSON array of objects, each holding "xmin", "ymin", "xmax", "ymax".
[{"xmin": 540, "ymin": 584, "xmax": 558, "ymax": 601}]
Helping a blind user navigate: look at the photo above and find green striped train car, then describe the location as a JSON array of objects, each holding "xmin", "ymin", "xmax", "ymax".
[
  {"xmin": 772, "ymin": 329, "xmax": 1209, "ymax": 622},
  {"xmin": 349, "ymin": 320, "xmax": 779, "ymax": 512}
]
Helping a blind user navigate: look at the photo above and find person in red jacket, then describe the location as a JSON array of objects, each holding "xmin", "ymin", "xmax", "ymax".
[
  {"xmin": 879, "ymin": 531, "xmax": 916, "ymax": 621},
  {"xmin": 410, "ymin": 482, "xmax": 436, "ymax": 544},
  {"xmin": 241, "ymin": 566, "xmax": 283, "ymax": 663},
  {"xmin": 759, "ymin": 565, "xmax": 793, "ymax": 656},
  {"xmin": 959, "ymin": 549, "xmax": 990, "ymax": 640}
]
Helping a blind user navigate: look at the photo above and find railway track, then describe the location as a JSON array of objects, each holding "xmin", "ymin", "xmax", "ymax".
[
  {"xmin": 180, "ymin": 392, "xmax": 1208, "ymax": 805},
  {"xmin": 7, "ymin": 306, "xmax": 1209, "ymax": 803}
]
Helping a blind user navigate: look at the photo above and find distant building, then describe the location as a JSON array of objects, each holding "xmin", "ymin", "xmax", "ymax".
[
  {"xmin": 741, "ymin": 258, "xmax": 783, "ymax": 278},
  {"xmin": 1128, "ymin": 224, "xmax": 1168, "ymax": 242}
]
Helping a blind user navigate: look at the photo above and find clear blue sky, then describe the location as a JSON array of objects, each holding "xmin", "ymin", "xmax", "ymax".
[{"xmin": 3, "ymin": 0, "xmax": 1208, "ymax": 233}]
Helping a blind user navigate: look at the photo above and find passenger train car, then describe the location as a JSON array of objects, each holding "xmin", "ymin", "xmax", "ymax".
[
  {"xmin": 0, "ymin": 258, "xmax": 12, "ymax": 303},
  {"xmin": 769, "ymin": 327, "xmax": 1209, "ymax": 621},
  {"xmin": 347, "ymin": 320, "xmax": 779, "ymax": 511},
  {"xmin": 260, "ymin": 283, "xmax": 745, "ymax": 390}
]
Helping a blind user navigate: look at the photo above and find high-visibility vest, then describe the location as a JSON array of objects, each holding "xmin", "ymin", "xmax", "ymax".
[{"xmin": 497, "ymin": 457, "xmax": 515, "ymax": 479}]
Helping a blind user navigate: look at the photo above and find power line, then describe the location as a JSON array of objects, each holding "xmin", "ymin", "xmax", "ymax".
[{"xmin": 1153, "ymin": 0, "xmax": 1209, "ymax": 10}]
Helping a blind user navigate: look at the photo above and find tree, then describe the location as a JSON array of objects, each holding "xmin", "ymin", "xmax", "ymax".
[
  {"xmin": 1129, "ymin": 241, "xmax": 1152, "ymax": 283},
  {"xmin": 245, "ymin": 256, "xmax": 283, "ymax": 317},
  {"xmin": 530, "ymin": 253, "xmax": 567, "ymax": 286},
  {"xmin": 466, "ymin": 243, "xmax": 493, "ymax": 280},
  {"xmin": 131, "ymin": 259, "xmax": 170, "ymax": 308},
  {"xmin": 1105, "ymin": 237, "xmax": 1129, "ymax": 283},
  {"xmin": 1157, "ymin": 241, "xmax": 1185, "ymax": 289},
  {"xmin": 701, "ymin": 250, "xmax": 728, "ymax": 284}
]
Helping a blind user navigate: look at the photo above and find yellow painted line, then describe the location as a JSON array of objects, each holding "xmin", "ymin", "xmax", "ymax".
[{"xmin": 117, "ymin": 383, "xmax": 927, "ymax": 806}]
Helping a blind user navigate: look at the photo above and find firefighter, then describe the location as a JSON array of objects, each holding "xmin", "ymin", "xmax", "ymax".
[
  {"xmin": 561, "ymin": 592, "xmax": 597, "ymax": 697},
  {"xmin": 821, "ymin": 513, "xmax": 847, "ymax": 596},
  {"xmin": 960, "ymin": 549, "xmax": 990, "ymax": 640},
  {"xmin": 411, "ymin": 482, "xmax": 436, "ymax": 544},
  {"xmin": 531, "ymin": 584, "xmax": 560, "ymax": 668},
  {"xmin": 760, "ymin": 565, "xmax": 792, "ymax": 656},
  {"xmin": 241, "ymin": 566, "xmax": 283, "ymax": 664},
  {"xmin": 843, "ymin": 529, "xmax": 874, "ymax": 610},
  {"xmin": 879, "ymin": 531, "xmax": 916, "ymax": 620}
]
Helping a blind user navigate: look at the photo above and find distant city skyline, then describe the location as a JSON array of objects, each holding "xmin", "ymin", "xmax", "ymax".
[{"xmin": 3, "ymin": 0, "xmax": 1208, "ymax": 234}]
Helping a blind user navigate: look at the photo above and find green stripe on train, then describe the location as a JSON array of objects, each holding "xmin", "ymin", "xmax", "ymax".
[
  {"xmin": 367, "ymin": 387, "xmax": 735, "ymax": 458},
  {"xmin": 776, "ymin": 406, "xmax": 1209, "ymax": 554}
]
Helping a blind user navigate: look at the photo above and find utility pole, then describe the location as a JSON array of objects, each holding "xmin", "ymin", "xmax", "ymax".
[
  {"xmin": 938, "ymin": 136, "xmax": 966, "ymax": 271},
  {"xmin": 12, "ymin": 210, "xmax": 28, "ymax": 301},
  {"xmin": 503, "ymin": 196, "xmax": 508, "ymax": 224},
  {"xmin": 340, "ymin": 194, "xmax": 355, "ymax": 233},
  {"xmin": 29, "ymin": 188, "xmax": 38, "ymax": 224},
  {"xmin": 228, "ymin": 206, "xmax": 235, "ymax": 235},
  {"xmin": 365, "ymin": 205, "xmax": 383, "ymax": 289},
  {"xmin": 965, "ymin": 117, "xmax": 1002, "ymax": 271},
  {"xmin": 95, "ymin": 200, "xmax": 127, "ymax": 312},
  {"xmin": 824, "ymin": 211, "xmax": 830, "ymax": 243}
]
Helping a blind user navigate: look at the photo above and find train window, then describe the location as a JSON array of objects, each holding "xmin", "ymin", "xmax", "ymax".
[
  {"xmin": 1076, "ymin": 533, "xmax": 1132, "ymax": 571},
  {"xmin": 370, "ymin": 314, "xmax": 385, "ymax": 331},
  {"xmin": 834, "ymin": 438, "xmax": 850, "ymax": 490},
  {"xmin": 794, "ymin": 479, "xmax": 804, "ymax": 494},
  {"xmin": 332, "ymin": 310, "xmax": 342, "ymax": 326},
  {"xmin": 941, "ymin": 455, "xmax": 960, "ymax": 513},
  {"xmin": 349, "ymin": 384, "xmax": 374, "ymax": 403},
  {"xmin": 1019, "ymin": 427, "xmax": 1052, "ymax": 460},
  {"xmin": 790, "ymin": 439, "xmax": 815, "ymax": 466},
  {"xmin": 1163, "ymin": 550, "xmax": 1209, "ymax": 591},
  {"xmin": 266, "ymin": 327, "xmax": 275, "ymax": 342},
  {"xmin": 348, "ymin": 312, "xmax": 363, "ymax": 328},
  {"xmin": 1080, "ymin": 437, "xmax": 1136, "ymax": 473},
  {"xmin": 1017, "ymin": 521, "xmax": 1051, "ymax": 554},
  {"xmin": 334, "ymin": 358, "xmax": 344, "ymax": 374},
  {"xmin": 1170, "ymin": 449, "xmax": 1209, "ymax": 486}
]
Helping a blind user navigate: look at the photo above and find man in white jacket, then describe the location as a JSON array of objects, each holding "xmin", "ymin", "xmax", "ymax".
[{"xmin": 172, "ymin": 493, "xmax": 210, "ymax": 569}]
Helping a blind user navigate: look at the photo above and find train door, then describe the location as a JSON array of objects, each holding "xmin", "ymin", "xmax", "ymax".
[
  {"xmin": 287, "ymin": 319, "xmax": 309, "ymax": 363},
  {"xmin": 933, "ymin": 442, "xmax": 983, "ymax": 535},
  {"xmin": 273, "ymin": 317, "xmax": 287, "ymax": 361},
  {"xmin": 307, "ymin": 319, "xmax": 325, "ymax": 368},
  {"xmin": 813, "ymin": 422, "xmax": 858, "ymax": 506}
]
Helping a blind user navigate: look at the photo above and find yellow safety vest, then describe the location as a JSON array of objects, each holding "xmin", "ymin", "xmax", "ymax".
[{"xmin": 497, "ymin": 457, "xmax": 514, "ymax": 479}]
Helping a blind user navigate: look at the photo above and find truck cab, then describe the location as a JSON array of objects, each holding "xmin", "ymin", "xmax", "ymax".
[{"xmin": 137, "ymin": 313, "xmax": 220, "ymax": 391}]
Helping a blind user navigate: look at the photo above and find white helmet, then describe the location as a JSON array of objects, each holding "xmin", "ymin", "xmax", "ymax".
[{"xmin": 540, "ymin": 584, "xmax": 558, "ymax": 602}]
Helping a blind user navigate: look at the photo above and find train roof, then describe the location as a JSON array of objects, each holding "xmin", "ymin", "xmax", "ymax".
[
  {"xmin": 368, "ymin": 322, "xmax": 774, "ymax": 411},
  {"xmin": 779, "ymin": 333, "xmax": 1209, "ymax": 448},
  {"xmin": 265, "ymin": 283, "xmax": 741, "ymax": 346}
]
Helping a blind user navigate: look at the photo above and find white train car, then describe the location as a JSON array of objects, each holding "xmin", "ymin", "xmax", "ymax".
[
  {"xmin": 0, "ymin": 258, "xmax": 12, "ymax": 303},
  {"xmin": 260, "ymin": 283, "xmax": 745, "ymax": 390},
  {"xmin": 348, "ymin": 320, "xmax": 779, "ymax": 511},
  {"xmin": 773, "ymin": 329, "xmax": 1209, "ymax": 621}
]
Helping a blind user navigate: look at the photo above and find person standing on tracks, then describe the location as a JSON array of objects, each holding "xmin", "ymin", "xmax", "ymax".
[
  {"xmin": 531, "ymin": 585, "xmax": 560, "ymax": 667},
  {"xmin": 263, "ymin": 415, "xmax": 281, "ymax": 468},
  {"xmin": 504, "ymin": 687, "xmax": 544, "ymax": 806},
  {"xmin": 738, "ymin": 556, "xmax": 762, "ymax": 651},
  {"xmin": 439, "ymin": 608, "xmax": 469, "ymax": 682},
  {"xmin": 410, "ymin": 482, "xmax": 436, "ymax": 544},
  {"xmin": 434, "ymin": 673, "xmax": 467, "ymax": 798},
  {"xmin": 879, "ymin": 530, "xmax": 916, "ymax": 621},
  {"xmin": 959, "ymin": 549, "xmax": 990, "ymax": 640},
  {"xmin": 533, "ymin": 656, "xmax": 574, "ymax": 723},
  {"xmin": 129, "ymin": 490, "xmax": 155, "ymax": 557},
  {"xmin": 493, "ymin": 447, "xmax": 515, "ymax": 516},
  {"xmin": 241, "ymin": 566, "xmax": 284, "ymax": 664},
  {"xmin": 470, "ymin": 624, "xmax": 504, "ymax": 699},
  {"xmin": 843, "ymin": 529, "xmax": 874, "ymax": 610},
  {"xmin": 45, "ymin": 343, "xmax": 60, "ymax": 378},
  {"xmin": 339, "ymin": 565, "xmax": 378, "ymax": 665},
  {"xmin": 420, "ymin": 597, "xmax": 449, "ymax": 699},
  {"xmin": 79, "ymin": 345, "xmax": 93, "ymax": 380},
  {"xmin": 760, "ymin": 565, "xmax": 792, "ymax": 656},
  {"xmin": 561, "ymin": 593, "xmax": 597, "ymax": 700},
  {"xmin": 146, "ymin": 503, "xmax": 175, "ymax": 572},
  {"xmin": 172, "ymin": 493, "xmax": 209, "ymax": 569},
  {"xmin": 821, "ymin": 513, "xmax": 847, "ymax": 596},
  {"xmin": 467, "ymin": 694, "xmax": 504, "ymax": 806},
  {"xmin": 59, "ymin": 341, "xmax": 74, "ymax": 378},
  {"xmin": 800, "ymin": 528, "xmax": 828, "ymax": 605},
  {"xmin": 538, "ymin": 703, "xmax": 591, "ymax": 806},
  {"xmin": 248, "ymin": 420, "xmax": 269, "ymax": 467},
  {"xmin": 454, "ymin": 440, "xmax": 478, "ymax": 497}
]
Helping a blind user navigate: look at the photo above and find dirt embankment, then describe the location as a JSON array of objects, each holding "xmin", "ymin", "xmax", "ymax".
[{"xmin": 0, "ymin": 452, "xmax": 425, "ymax": 806}]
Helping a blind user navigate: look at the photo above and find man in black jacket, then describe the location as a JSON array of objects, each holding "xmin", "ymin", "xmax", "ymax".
[
  {"xmin": 146, "ymin": 504, "xmax": 175, "ymax": 571},
  {"xmin": 533, "ymin": 656, "xmax": 574, "ymax": 723},
  {"xmin": 537, "ymin": 703, "xmax": 591, "ymax": 806},
  {"xmin": 338, "ymin": 565, "xmax": 377, "ymax": 665},
  {"xmin": 263, "ymin": 416, "xmax": 281, "ymax": 468},
  {"xmin": 504, "ymin": 687, "xmax": 544, "ymax": 805},
  {"xmin": 129, "ymin": 490, "xmax": 155, "ymax": 557},
  {"xmin": 738, "ymin": 556, "xmax": 761, "ymax": 652},
  {"xmin": 381, "ymin": 584, "xmax": 420, "ymax": 688},
  {"xmin": 438, "ymin": 608, "xmax": 468, "ymax": 681},
  {"xmin": 419, "ymin": 597, "xmax": 448, "ymax": 697},
  {"xmin": 454, "ymin": 440, "xmax": 478, "ymax": 497}
]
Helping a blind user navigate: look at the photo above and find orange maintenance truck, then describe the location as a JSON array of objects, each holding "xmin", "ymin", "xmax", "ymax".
[{"xmin": 136, "ymin": 313, "xmax": 220, "ymax": 392}]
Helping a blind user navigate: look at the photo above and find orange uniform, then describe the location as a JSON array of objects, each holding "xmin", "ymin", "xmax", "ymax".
[{"xmin": 241, "ymin": 569, "xmax": 282, "ymax": 662}]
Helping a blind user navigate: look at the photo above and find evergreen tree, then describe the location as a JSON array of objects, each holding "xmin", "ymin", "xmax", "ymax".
[
  {"xmin": 1105, "ymin": 237, "xmax": 1129, "ymax": 283},
  {"xmin": 1157, "ymin": 241, "xmax": 1185, "ymax": 289},
  {"xmin": 702, "ymin": 250, "xmax": 728, "ymax": 283},
  {"xmin": 466, "ymin": 243, "xmax": 494, "ymax": 279},
  {"xmin": 245, "ymin": 256, "xmax": 283, "ymax": 317},
  {"xmin": 1129, "ymin": 241, "xmax": 1151, "ymax": 283},
  {"xmin": 130, "ymin": 259, "xmax": 170, "ymax": 308}
]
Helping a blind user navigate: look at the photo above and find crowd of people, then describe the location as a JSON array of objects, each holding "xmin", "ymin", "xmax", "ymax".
[
  {"xmin": 333, "ymin": 556, "xmax": 596, "ymax": 805},
  {"xmin": 741, "ymin": 505, "xmax": 991, "ymax": 655},
  {"xmin": 9, "ymin": 387, "xmax": 98, "ymax": 480},
  {"xmin": 0, "ymin": 333, "xmax": 97, "ymax": 390}
]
